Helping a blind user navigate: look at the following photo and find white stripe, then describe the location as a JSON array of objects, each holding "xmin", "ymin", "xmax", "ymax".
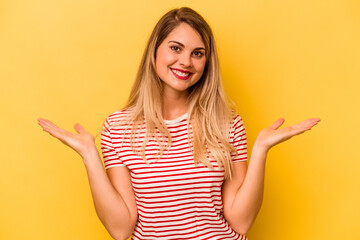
[{"xmin": 101, "ymin": 109, "xmax": 248, "ymax": 240}]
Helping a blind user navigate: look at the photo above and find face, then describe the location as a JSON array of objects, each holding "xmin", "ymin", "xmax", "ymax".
[{"xmin": 155, "ymin": 23, "xmax": 207, "ymax": 95}]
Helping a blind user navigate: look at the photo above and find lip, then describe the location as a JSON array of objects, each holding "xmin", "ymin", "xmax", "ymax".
[
  {"xmin": 170, "ymin": 68, "xmax": 193, "ymax": 80},
  {"xmin": 171, "ymin": 68, "xmax": 193, "ymax": 74}
]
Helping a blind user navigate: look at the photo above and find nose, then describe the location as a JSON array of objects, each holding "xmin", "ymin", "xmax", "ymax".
[{"xmin": 179, "ymin": 52, "xmax": 192, "ymax": 68}]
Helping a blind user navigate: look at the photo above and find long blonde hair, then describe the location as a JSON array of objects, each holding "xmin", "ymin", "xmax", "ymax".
[{"xmin": 123, "ymin": 7, "xmax": 238, "ymax": 179}]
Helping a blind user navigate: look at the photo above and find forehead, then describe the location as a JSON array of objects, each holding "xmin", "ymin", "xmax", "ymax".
[{"xmin": 164, "ymin": 23, "xmax": 205, "ymax": 48}]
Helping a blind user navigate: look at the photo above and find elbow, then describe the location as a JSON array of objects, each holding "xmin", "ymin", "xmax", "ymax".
[
  {"xmin": 109, "ymin": 230, "xmax": 132, "ymax": 240},
  {"xmin": 96, "ymin": 207, "xmax": 138, "ymax": 240},
  {"xmin": 233, "ymin": 224, "xmax": 251, "ymax": 235},
  {"xmin": 101, "ymin": 214, "xmax": 137, "ymax": 240},
  {"xmin": 106, "ymin": 220, "xmax": 136, "ymax": 240},
  {"xmin": 228, "ymin": 220, "xmax": 252, "ymax": 236},
  {"xmin": 224, "ymin": 211, "xmax": 253, "ymax": 236}
]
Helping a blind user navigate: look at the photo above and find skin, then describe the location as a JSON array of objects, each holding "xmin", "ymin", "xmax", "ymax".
[
  {"xmin": 37, "ymin": 22, "xmax": 321, "ymax": 237},
  {"xmin": 155, "ymin": 22, "xmax": 206, "ymax": 120}
]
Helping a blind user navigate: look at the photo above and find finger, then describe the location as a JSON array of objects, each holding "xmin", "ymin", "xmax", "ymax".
[
  {"xmin": 269, "ymin": 118, "xmax": 285, "ymax": 130},
  {"xmin": 74, "ymin": 123, "xmax": 86, "ymax": 134},
  {"xmin": 38, "ymin": 118, "xmax": 73, "ymax": 139},
  {"xmin": 43, "ymin": 119, "xmax": 60, "ymax": 129},
  {"xmin": 38, "ymin": 118, "xmax": 50, "ymax": 127},
  {"xmin": 291, "ymin": 118, "xmax": 321, "ymax": 131},
  {"xmin": 38, "ymin": 118, "xmax": 59, "ymax": 130},
  {"xmin": 290, "ymin": 118, "xmax": 321, "ymax": 135},
  {"xmin": 38, "ymin": 118, "xmax": 54, "ymax": 132},
  {"xmin": 38, "ymin": 119, "xmax": 70, "ymax": 137}
]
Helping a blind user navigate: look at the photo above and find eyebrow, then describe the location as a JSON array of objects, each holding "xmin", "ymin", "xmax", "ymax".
[{"xmin": 168, "ymin": 41, "xmax": 205, "ymax": 51}]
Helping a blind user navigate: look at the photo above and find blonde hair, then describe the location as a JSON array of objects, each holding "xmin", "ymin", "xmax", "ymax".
[{"xmin": 123, "ymin": 7, "xmax": 238, "ymax": 179}]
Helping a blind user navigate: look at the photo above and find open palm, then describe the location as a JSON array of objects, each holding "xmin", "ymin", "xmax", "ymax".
[
  {"xmin": 38, "ymin": 118, "xmax": 96, "ymax": 158},
  {"xmin": 255, "ymin": 117, "xmax": 321, "ymax": 151}
]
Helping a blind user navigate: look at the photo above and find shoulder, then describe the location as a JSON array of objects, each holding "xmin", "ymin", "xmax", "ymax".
[
  {"xmin": 106, "ymin": 108, "xmax": 133, "ymax": 124},
  {"xmin": 229, "ymin": 111, "xmax": 246, "ymax": 140},
  {"xmin": 230, "ymin": 111, "xmax": 245, "ymax": 129},
  {"xmin": 103, "ymin": 108, "xmax": 134, "ymax": 132}
]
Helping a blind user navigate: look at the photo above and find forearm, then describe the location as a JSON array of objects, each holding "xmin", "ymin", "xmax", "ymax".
[
  {"xmin": 82, "ymin": 149, "xmax": 135, "ymax": 240},
  {"xmin": 225, "ymin": 117, "xmax": 320, "ymax": 234},
  {"xmin": 227, "ymin": 143, "xmax": 268, "ymax": 233}
]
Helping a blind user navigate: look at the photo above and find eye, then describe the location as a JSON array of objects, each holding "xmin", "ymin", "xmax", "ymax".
[
  {"xmin": 170, "ymin": 45, "xmax": 181, "ymax": 52},
  {"xmin": 193, "ymin": 51, "xmax": 204, "ymax": 58}
]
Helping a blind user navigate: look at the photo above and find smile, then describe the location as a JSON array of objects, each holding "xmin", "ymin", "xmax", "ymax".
[{"xmin": 170, "ymin": 68, "xmax": 193, "ymax": 80}]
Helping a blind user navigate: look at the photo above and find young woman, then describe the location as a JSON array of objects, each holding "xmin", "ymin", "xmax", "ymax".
[{"xmin": 38, "ymin": 7, "xmax": 320, "ymax": 240}]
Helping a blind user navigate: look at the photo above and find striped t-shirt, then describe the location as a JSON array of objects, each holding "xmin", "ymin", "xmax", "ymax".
[{"xmin": 101, "ymin": 109, "xmax": 248, "ymax": 240}]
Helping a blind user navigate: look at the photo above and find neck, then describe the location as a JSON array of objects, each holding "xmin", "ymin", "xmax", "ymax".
[{"xmin": 162, "ymin": 88, "xmax": 189, "ymax": 120}]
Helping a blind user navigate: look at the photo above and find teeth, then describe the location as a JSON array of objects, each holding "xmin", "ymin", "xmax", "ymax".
[{"xmin": 172, "ymin": 69, "xmax": 190, "ymax": 77}]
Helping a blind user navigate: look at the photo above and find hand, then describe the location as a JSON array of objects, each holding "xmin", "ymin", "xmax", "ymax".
[
  {"xmin": 37, "ymin": 118, "xmax": 96, "ymax": 158},
  {"xmin": 254, "ymin": 117, "xmax": 321, "ymax": 152}
]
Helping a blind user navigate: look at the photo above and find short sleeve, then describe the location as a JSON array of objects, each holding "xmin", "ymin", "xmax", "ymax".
[
  {"xmin": 230, "ymin": 114, "xmax": 248, "ymax": 162},
  {"xmin": 100, "ymin": 116, "xmax": 125, "ymax": 169}
]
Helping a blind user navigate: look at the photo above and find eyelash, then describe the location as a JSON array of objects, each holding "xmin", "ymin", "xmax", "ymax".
[
  {"xmin": 170, "ymin": 46, "xmax": 181, "ymax": 51},
  {"xmin": 170, "ymin": 46, "xmax": 204, "ymax": 58}
]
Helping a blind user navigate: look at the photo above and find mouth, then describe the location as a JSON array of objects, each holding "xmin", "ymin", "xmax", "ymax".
[{"xmin": 170, "ymin": 68, "xmax": 193, "ymax": 80}]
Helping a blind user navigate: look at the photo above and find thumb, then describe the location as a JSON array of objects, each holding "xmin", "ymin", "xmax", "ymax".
[
  {"xmin": 269, "ymin": 118, "xmax": 285, "ymax": 130},
  {"xmin": 74, "ymin": 123, "xmax": 86, "ymax": 134}
]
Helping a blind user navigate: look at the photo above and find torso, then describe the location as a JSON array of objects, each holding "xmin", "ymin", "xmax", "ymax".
[{"xmin": 101, "ymin": 109, "xmax": 248, "ymax": 240}]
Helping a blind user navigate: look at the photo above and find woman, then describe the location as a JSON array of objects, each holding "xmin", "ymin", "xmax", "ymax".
[{"xmin": 38, "ymin": 7, "xmax": 320, "ymax": 240}]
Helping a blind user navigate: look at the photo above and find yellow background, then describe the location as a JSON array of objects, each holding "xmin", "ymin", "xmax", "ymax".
[{"xmin": 1, "ymin": 0, "xmax": 359, "ymax": 239}]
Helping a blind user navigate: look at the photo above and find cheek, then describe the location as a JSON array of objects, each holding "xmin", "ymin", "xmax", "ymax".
[
  {"xmin": 195, "ymin": 60, "xmax": 207, "ymax": 74},
  {"xmin": 156, "ymin": 48, "xmax": 176, "ymax": 68}
]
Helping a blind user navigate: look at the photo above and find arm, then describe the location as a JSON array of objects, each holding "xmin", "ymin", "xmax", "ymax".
[
  {"xmin": 38, "ymin": 118, "xmax": 137, "ymax": 240},
  {"xmin": 222, "ymin": 117, "xmax": 321, "ymax": 234},
  {"xmin": 222, "ymin": 145, "xmax": 267, "ymax": 235},
  {"xmin": 83, "ymin": 150, "xmax": 137, "ymax": 240}
]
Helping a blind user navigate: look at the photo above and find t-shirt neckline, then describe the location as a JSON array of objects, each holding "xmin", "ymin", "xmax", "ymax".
[{"xmin": 164, "ymin": 113, "xmax": 188, "ymax": 125}]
